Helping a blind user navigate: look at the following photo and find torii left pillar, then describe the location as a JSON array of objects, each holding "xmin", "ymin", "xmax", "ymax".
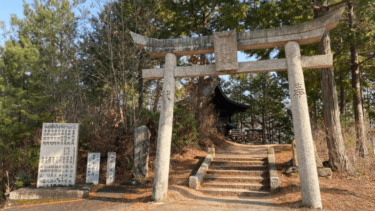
[{"xmin": 152, "ymin": 53, "xmax": 177, "ymax": 201}]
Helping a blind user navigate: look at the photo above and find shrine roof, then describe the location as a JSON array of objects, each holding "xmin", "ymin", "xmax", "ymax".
[{"xmin": 212, "ymin": 86, "xmax": 250, "ymax": 116}]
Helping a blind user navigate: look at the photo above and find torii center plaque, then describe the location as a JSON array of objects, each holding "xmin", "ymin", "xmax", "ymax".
[
  {"xmin": 130, "ymin": 7, "xmax": 345, "ymax": 209},
  {"xmin": 213, "ymin": 30, "xmax": 238, "ymax": 72}
]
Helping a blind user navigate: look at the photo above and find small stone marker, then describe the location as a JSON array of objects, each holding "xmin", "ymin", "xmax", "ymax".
[
  {"xmin": 86, "ymin": 153, "xmax": 100, "ymax": 185},
  {"xmin": 106, "ymin": 152, "xmax": 116, "ymax": 185},
  {"xmin": 37, "ymin": 123, "xmax": 79, "ymax": 188},
  {"xmin": 133, "ymin": 125, "xmax": 151, "ymax": 179},
  {"xmin": 213, "ymin": 30, "xmax": 238, "ymax": 72}
]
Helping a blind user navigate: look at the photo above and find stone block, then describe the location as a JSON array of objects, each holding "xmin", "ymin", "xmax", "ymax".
[
  {"xmin": 133, "ymin": 125, "xmax": 151, "ymax": 179},
  {"xmin": 267, "ymin": 148, "xmax": 279, "ymax": 193},
  {"xmin": 213, "ymin": 30, "xmax": 238, "ymax": 72},
  {"xmin": 189, "ymin": 153, "xmax": 213, "ymax": 190},
  {"xmin": 9, "ymin": 183, "xmax": 92, "ymax": 205},
  {"xmin": 207, "ymin": 147, "xmax": 215, "ymax": 156},
  {"xmin": 317, "ymin": 167, "xmax": 332, "ymax": 178}
]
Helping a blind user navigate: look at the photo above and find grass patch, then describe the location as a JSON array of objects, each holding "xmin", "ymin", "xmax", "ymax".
[{"xmin": 357, "ymin": 167, "xmax": 365, "ymax": 175}]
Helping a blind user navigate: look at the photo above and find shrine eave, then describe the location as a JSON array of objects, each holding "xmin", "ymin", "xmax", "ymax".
[
  {"xmin": 130, "ymin": 7, "xmax": 344, "ymax": 58},
  {"xmin": 212, "ymin": 86, "xmax": 251, "ymax": 115}
]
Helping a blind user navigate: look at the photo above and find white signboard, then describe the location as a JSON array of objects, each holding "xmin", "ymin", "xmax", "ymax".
[
  {"xmin": 86, "ymin": 153, "xmax": 100, "ymax": 185},
  {"xmin": 106, "ymin": 152, "xmax": 116, "ymax": 185},
  {"xmin": 37, "ymin": 123, "xmax": 79, "ymax": 188}
]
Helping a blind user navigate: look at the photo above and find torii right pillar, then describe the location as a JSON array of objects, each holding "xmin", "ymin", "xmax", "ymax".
[{"xmin": 285, "ymin": 41, "xmax": 322, "ymax": 209}]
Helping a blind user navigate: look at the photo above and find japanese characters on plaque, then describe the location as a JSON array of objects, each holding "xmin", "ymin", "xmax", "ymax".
[
  {"xmin": 106, "ymin": 152, "xmax": 116, "ymax": 185},
  {"xmin": 86, "ymin": 153, "xmax": 100, "ymax": 185},
  {"xmin": 37, "ymin": 123, "xmax": 79, "ymax": 188}
]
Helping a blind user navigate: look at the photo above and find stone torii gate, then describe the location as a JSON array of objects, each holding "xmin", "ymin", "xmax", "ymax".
[{"xmin": 131, "ymin": 7, "xmax": 344, "ymax": 209}]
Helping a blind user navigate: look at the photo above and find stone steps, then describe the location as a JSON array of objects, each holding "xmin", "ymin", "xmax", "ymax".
[
  {"xmin": 198, "ymin": 188, "xmax": 271, "ymax": 197},
  {"xmin": 206, "ymin": 169, "xmax": 269, "ymax": 177},
  {"xmin": 202, "ymin": 182, "xmax": 270, "ymax": 191},
  {"xmin": 197, "ymin": 153, "xmax": 271, "ymax": 197},
  {"xmin": 211, "ymin": 161, "xmax": 268, "ymax": 166},
  {"xmin": 203, "ymin": 176, "xmax": 269, "ymax": 184},
  {"xmin": 209, "ymin": 165, "xmax": 268, "ymax": 171},
  {"xmin": 213, "ymin": 157, "xmax": 267, "ymax": 162}
]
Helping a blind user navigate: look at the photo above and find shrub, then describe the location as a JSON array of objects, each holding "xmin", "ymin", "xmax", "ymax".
[
  {"xmin": 172, "ymin": 104, "xmax": 199, "ymax": 148},
  {"xmin": 14, "ymin": 172, "xmax": 33, "ymax": 189}
]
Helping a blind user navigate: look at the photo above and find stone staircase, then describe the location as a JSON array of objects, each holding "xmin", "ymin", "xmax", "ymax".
[{"xmin": 198, "ymin": 155, "xmax": 271, "ymax": 197}]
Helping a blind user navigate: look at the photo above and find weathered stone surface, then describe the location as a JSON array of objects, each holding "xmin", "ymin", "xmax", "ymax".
[
  {"xmin": 207, "ymin": 147, "xmax": 215, "ymax": 156},
  {"xmin": 9, "ymin": 184, "xmax": 92, "ymax": 201},
  {"xmin": 152, "ymin": 53, "xmax": 177, "ymax": 201},
  {"xmin": 267, "ymin": 148, "xmax": 279, "ymax": 193},
  {"xmin": 292, "ymin": 140, "xmax": 298, "ymax": 166},
  {"xmin": 286, "ymin": 41, "xmax": 322, "ymax": 209},
  {"xmin": 189, "ymin": 149, "xmax": 214, "ymax": 190},
  {"xmin": 213, "ymin": 30, "xmax": 238, "ymax": 72},
  {"xmin": 292, "ymin": 140, "xmax": 323, "ymax": 168},
  {"xmin": 133, "ymin": 126, "xmax": 151, "ymax": 179},
  {"xmin": 131, "ymin": 7, "xmax": 344, "ymax": 58},
  {"xmin": 37, "ymin": 123, "xmax": 79, "ymax": 188},
  {"xmin": 106, "ymin": 152, "xmax": 116, "ymax": 185},
  {"xmin": 86, "ymin": 153, "xmax": 100, "ymax": 185},
  {"xmin": 142, "ymin": 54, "xmax": 333, "ymax": 80},
  {"xmin": 317, "ymin": 167, "xmax": 332, "ymax": 178}
]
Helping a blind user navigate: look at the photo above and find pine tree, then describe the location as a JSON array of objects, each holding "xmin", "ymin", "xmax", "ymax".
[{"xmin": 0, "ymin": 0, "xmax": 82, "ymax": 188}]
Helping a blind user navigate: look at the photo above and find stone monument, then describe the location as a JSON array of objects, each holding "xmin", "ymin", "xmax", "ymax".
[
  {"xmin": 86, "ymin": 153, "xmax": 100, "ymax": 185},
  {"xmin": 130, "ymin": 7, "xmax": 346, "ymax": 208},
  {"xmin": 106, "ymin": 152, "xmax": 116, "ymax": 185},
  {"xmin": 37, "ymin": 123, "xmax": 79, "ymax": 188},
  {"xmin": 133, "ymin": 125, "xmax": 151, "ymax": 179}
]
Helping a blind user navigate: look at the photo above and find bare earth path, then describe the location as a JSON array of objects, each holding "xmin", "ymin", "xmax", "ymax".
[{"xmin": 6, "ymin": 141, "xmax": 291, "ymax": 211}]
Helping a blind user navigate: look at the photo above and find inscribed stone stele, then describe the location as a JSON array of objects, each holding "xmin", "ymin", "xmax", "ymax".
[
  {"xmin": 37, "ymin": 123, "xmax": 79, "ymax": 188},
  {"xmin": 106, "ymin": 152, "xmax": 116, "ymax": 185},
  {"xmin": 133, "ymin": 125, "xmax": 151, "ymax": 179},
  {"xmin": 86, "ymin": 153, "xmax": 100, "ymax": 185}
]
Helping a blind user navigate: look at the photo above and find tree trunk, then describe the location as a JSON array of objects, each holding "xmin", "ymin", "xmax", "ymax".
[
  {"xmin": 318, "ymin": 31, "xmax": 354, "ymax": 173},
  {"xmin": 138, "ymin": 74, "xmax": 143, "ymax": 111},
  {"xmin": 313, "ymin": 100, "xmax": 318, "ymax": 129},
  {"xmin": 340, "ymin": 75, "xmax": 346, "ymax": 115},
  {"xmin": 348, "ymin": 3, "xmax": 368, "ymax": 157},
  {"xmin": 196, "ymin": 76, "xmax": 205, "ymax": 129},
  {"xmin": 311, "ymin": 0, "xmax": 354, "ymax": 173},
  {"xmin": 153, "ymin": 79, "xmax": 162, "ymax": 112},
  {"xmin": 195, "ymin": 15, "xmax": 208, "ymax": 132}
]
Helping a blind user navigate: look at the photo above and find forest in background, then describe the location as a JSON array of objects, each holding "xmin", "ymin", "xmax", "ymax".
[{"xmin": 0, "ymin": 0, "xmax": 374, "ymax": 202}]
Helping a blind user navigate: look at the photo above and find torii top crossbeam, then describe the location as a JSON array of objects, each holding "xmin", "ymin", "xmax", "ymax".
[
  {"xmin": 131, "ymin": 7, "xmax": 344, "ymax": 58},
  {"xmin": 131, "ymin": 7, "xmax": 344, "ymax": 79}
]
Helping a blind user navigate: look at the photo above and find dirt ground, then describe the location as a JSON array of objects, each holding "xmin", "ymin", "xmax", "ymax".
[
  {"xmin": 5, "ymin": 139, "xmax": 375, "ymax": 211},
  {"xmin": 270, "ymin": 145, "xmax": 375, "ymax": 211}
]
